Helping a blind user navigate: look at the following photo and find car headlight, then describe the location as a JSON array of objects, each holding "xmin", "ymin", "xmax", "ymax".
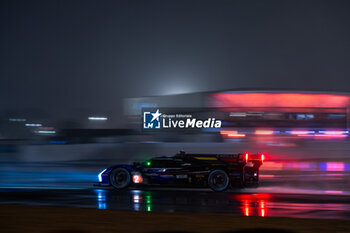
[{"xmin": 98, "ymin": 168, "xmax": 107, "ymax": 182}]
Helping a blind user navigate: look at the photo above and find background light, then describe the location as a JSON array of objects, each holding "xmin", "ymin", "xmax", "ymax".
[
  {"xmin": 88, "ymin": 117, "xmax": 108, "ymax": 121},
  {"xmin": 25, "ymin": 123, "xmax": 42, "ymax": 127},
  {"xmin": 9, "ymin": 118, "xmax": 26, "ymax": 122},
  {"xmin": 35, "ymin": 130, "xmax": 56, "ymax": 134}
]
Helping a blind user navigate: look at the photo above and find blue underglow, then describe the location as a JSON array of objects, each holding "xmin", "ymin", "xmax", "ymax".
[
  {"xmin": 95, "ymin": 189, "xmax": 107, "ymax": 209},
  {"xmin": 49, "ymin": 140, "xmax": 67, "ymax": 144}
]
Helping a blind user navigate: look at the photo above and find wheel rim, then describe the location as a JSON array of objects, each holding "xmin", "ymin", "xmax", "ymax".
[
  {"xmin": 112, "ymin": 168, "xmax": 130, "ymax": 189},
  {"xmin": 209, "ymin": 171, "xmax": 229, "ymax": 191}
]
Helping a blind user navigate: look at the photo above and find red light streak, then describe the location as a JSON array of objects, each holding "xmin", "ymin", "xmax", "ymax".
[
  {"xmin": 326, "ymin": 162, "xmax": 345, "ymax": 171},
  {"xmin": 260, "ymin": 201, "xmax": 266, "ymax": 217},
  {"xmin": 210, "ymin": 93, "xmax": 350, "ymax": 108},
  {"xmin": 220, "ymin": 130, "xmax": 246, "ymax": 138},
  {"xmin": 260, "ymin": 201, "xmax": 265, "ymax": 209},
  {"xmin": 323, "ymin": 190, "xmax": 345, "ymax": 194},
  {"xmin": 259, "ymin": 174, "xmax": 276, "ymax": 178},
  {"xmin": 240, "ymin": 197, "xmax": 269, "ymax": 217},
  {"xmin": 220, "ymin": 130, "xmax": 237, "ymax": 135},
  {"xmin": 290, "ymin": 130, "xmax": 314, "ymax": 135},
  {"xmin": 255, "ymin": 130, "xmax": 274, "ymax": 135},
  {"xmin": 298, "ymin": 134, "xmax": 347, "ymax": 138},
  {"xmin": 320, "ymin": 131, "xmax": 348, "ymax": 135},
  {"xmin": 243, "ymin": 200, "xmax": 250, "ymax": 216},
  {"xmin": 228, "ymin": 133, "xmax": 246, "ymax": 137}
]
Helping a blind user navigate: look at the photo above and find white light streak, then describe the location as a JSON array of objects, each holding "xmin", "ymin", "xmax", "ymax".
[
  {"xmin": 88, "ymin": 117, "xmax": 108, "ymax": 121},
  {"xmin": 25, "ymin": 123, "xmax": 42, "ymax": 127},
  {"xmin": 9, "ymin": 118, "xmax": 27, "ymax": 122},
  {"xmin": 35, "ymin": 130, "xmax": 56, "ymax": 134}
]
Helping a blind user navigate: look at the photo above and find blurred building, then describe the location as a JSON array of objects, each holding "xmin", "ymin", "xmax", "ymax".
[{"xmin": 125, "ymin": 90, "xmax": 350, "ymax": 140}]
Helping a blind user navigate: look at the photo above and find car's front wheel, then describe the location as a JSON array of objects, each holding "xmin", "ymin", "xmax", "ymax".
[
  {"xmin": 208, "ymin": 169, "xmax": 230, "ymax": 192},
  {"xmin": 110, "ymin": 167, "xmax": 131, "ymax": 190}
]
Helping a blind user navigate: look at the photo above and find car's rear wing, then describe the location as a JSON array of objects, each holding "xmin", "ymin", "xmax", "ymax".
[
  {"xmin": 175, "ymin": 152, "xmax": 265, "ymax": 164},
  {"xmin": 244, "ymin": 153, "xmax": 265, "ymax": 186},
  {"xmin": 247, "ymin": 153, "xmax": 265, "ymax": 163},
  {"xmin": 217, "ymin": 153, "xmax": 265, "ymax": 164}
]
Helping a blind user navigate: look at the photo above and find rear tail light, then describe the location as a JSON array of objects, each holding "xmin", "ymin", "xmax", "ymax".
[
  {"xmin": 245, "ymin": 153, "xmax": 249, "ymax": 162},
  {"xmin": 261, "ymin": 154, "xmax": 265, "ymax": 162}
]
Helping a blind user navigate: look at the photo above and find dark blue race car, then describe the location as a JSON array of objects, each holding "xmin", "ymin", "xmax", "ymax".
[{"xmin": 95, "ymin": 151, "xmax": 264, "ymax": 192}]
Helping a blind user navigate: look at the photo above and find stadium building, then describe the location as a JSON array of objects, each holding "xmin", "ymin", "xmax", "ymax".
[{"xmin": 125, "ymin": 90, "xmax": 350, "ymax": 140}]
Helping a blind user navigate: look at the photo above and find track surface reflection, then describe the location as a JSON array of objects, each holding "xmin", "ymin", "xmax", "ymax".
[{"xmin": 0, "ymin": 187, "xmax": 349, "ymax": 220}]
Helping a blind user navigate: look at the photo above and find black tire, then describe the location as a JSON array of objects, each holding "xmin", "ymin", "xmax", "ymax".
[
  {"xmin": 110, "ymin": 167, "xmax": 131, "ymax": 190},
  {"xmin": 208, "ymin": 169, "xmax": 230, "ymax": 192}
]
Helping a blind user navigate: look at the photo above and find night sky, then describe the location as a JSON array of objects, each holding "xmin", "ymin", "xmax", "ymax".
[{"xmin": 1, "ymin": 0, "xmax": 350, "ymax": 124}]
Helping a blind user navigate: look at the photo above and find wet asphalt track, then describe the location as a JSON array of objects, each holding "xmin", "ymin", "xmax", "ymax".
[
  {"xmin": 1, "ymin": 186, "xmax": 350, "ymax": 220},
  {"xmin": 1, "ymin": 160, "xmax": 350, "ymax": 220}
]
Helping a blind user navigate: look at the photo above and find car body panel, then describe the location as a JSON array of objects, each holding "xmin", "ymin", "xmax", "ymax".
[{"xmin": 95, "ymin": 152, "xmax": 263, "ymax": 190}]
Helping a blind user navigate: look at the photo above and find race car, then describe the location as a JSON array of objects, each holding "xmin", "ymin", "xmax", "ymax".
[{"xmin": 95, "ymin": 151, "xmax": 264, "ymax": 192}]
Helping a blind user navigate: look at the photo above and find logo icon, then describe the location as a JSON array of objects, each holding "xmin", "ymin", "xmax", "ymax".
[{"xmin": 143, "ymin": 109, "xmax": 162, "ymax": 129}]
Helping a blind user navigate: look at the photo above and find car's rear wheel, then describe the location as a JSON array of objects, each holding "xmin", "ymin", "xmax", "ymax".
[
  {"xmin": 208, "ymin": 169, "xmax": 229, "ymax": 192},
  {"xmin": 110, "ymin": 167, "xmax": 131, "ymax": 190}
]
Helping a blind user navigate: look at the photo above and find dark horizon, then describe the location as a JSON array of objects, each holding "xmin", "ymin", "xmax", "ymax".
[{"xmin": 1, "ymin": 0, "xmax": 350, "ymax": 125}]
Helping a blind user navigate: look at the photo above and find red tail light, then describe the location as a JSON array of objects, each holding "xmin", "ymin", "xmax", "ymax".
[
  {"xmin": 245, "ymin": 153, "xmax": 249, "ymax": 162},
  {"xmin": 261, "ymin": 154, "xmax": 265, "ymax": 162}
]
